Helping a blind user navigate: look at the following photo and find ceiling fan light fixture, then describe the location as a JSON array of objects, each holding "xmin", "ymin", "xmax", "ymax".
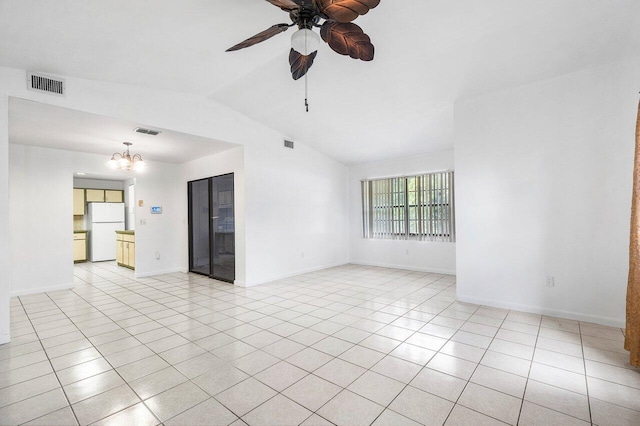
[{"xmin": 291, "ymin": 28, "xmax": 320, "ymax": 55}]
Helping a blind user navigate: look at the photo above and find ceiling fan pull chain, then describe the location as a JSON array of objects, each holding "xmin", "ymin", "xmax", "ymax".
[{"xmin": 305, "ymin": 70, "xmax": 310, "ymax": 112}]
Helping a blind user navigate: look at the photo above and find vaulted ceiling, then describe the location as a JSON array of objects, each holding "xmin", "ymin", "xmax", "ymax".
[{"xmin": 1, "ymin": 0, "xmax": 639, "ymax": 164}]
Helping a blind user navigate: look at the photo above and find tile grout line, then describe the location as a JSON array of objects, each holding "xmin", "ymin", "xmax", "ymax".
[{"xmin": 15, "ymin": 295, "xmax": 82, "ymax": 426}]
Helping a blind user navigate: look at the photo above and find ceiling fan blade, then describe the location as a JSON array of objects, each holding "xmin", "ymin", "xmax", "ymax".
[
  {"xmin": 226, "ymin": 24, "xmax": 290, "ymax": 52},
  {"xmin": 320, "ymin": 22, "xmax": 374, "ymax": 61},
  {"xmin": 289, "ymin": 49, "xmax": 317, "ymax": 80},
  {"xmin": 316, "ymin": 0, "xmax": 380, "ymax": 23},
  {"xmin": 264, "ymin": 0, "xmax": 302, "ymax": 11}
]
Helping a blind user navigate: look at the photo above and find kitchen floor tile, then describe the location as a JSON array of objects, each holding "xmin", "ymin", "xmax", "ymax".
[
  {"xmin": 458, "ymin": 383, "xmax": 521, "ymax": 425},
  {"xmin": 590, "ymin": 397, "xmax": 640, "ymax": 426},
  {"xmin": 243, "ymin": 394, "xmax": 312, "ymax": 426},
  {"xmin": 164, "ymin": 397, "xmax": 238, "ymax": 426},
  {"xmin": 72, "ymin": 384, "xmax": 140, "ymax": 425},
  {"xmin": 388, "ymin": 385, "xmax": 454, "ymax": 425},
  {"xmin": 22, "ymin": 406, "xmax": 79, "ymax": 426},
  {"xmin": 317, "ymin": 390, "xmax": 385, "ymax": 426},
  {"xmin": 129, "ymin": 366, "xmax": 188, "ymax": 399},
  {"xmin": 0, "ymin": 372, "xmax": 60, "ymax": 408},
  {"xmin": 444, "ymin": 404, "xmax": 508, "ymax": 426},
  {"xmin": 4, "ymin": 263, "xmax": 640, "ymax": 426},
  {"xmin": 215, "ymin": 378, "xmax": 277, "ymax": 417},
  {"xmin": 470, "ymin": 365, "xmax": 527, "ymax": 398},
  {"xmin": 314, "ymin": 358, "xmax": 366, "ymax": 387},
  {"xmin": 410, "ymin": 367, "xmax": 467, "ymax": 402},
  {"xmin": 192, "ymin": 366, "xmax": 249, "ymax": 396},
  {"xmin": 282, "ymin": 374, "xmax": 342, "ymax": 411},
  {"xmin": 372, "ymin": 409, "xmax": 422, "ymax": 426},
  {"xmin": 254, "ymin": 361, "xmax": 308, "ymax": 391},
  {"xmin": 145, "ymin": 381, "xmax": 209, "ymax": 421},
  {"xmin": 348, "ymin": 370, "xmax": 405, "ymax": 405},
  {"xmin": 64, "ymin": 369, "xmax": 125, "ymax": 404},
  {"xmin": 0, "ymin": 387, "xmax": 68, "ymax": 425},
  {"xmin": 524, "ymin": 379, "xmax": 590, "ymax": 421},
  {"xmin": 518, "ymin": 401, "xmax": 590, "ymax": 426},
  {"xmin": 286, "ymin": 347, "xmax": 333, "ymax": 372},
  {"xmin": 91, "ymin": 402, "xmax": 158, "ymax": 426}
]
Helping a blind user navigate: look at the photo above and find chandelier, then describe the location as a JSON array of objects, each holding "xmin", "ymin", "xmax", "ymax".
[{"xmin": 106, "ymin": 142, "xmax": 146, "ymax": 171}]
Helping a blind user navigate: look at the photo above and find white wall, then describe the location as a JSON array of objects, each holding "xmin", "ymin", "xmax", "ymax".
[
  {"xmin": 349, "ymin": 151, "xmax": 456, "ymax": 274},
  {"xmin": 455, "ymin": 57, "xmax": 640, "ymax": 327},
  {"xmin": 244, "ymin": 141, "xmax": 349, "ymax": 285},
  {"xmin": 0, "ymin": 95, "xmax": 10, "ymax": 344},
  {"xmin": 9, "ymin": 145, "xmax": 74, "ymax": 296},
  {"xmin": 73, "ymin": 178, "xmax": 124, "ymax": 190}
]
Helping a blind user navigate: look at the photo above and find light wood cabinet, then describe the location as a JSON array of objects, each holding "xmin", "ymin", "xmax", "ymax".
[
  {"xmin": 116, "ymin": 232, "xmax": 135, "ymax": 269},
  {"xmin": 86, "ymin": 189, "xmax": 105, "ymax": 202},
  {"xmin": 73, "ymin": 232, "xmax": 87, "ymax": 262},
  {"xmin": 73, "ymin": 188, "xmax": 85, "ymax": 215},
  {"xmin": 105, "ymin": 190, "xmax": 124, "ymax": 203}
]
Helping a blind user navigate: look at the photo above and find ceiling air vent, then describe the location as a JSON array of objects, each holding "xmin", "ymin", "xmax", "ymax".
[
  {"xmin": 284, "ymin": 140, "xmax": 294, "ymax": 149},
  {"xmin": 134, "ymin": 127, "xmax": 161, "ymax": 136},
  {"xmin": 26, "ymin": 71, "xmax": 65, "ymax": 96}
]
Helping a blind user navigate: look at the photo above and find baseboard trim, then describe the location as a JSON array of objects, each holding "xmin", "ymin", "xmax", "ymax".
[
  {"xmin": 457, "ymin": 293, "xmax": 625, "ymax": 328},
  {"xmin": 134, "ymin": 268, "xmax": 182, "ymax": 279},
  {"xmin": 245, "ymin": 262, "xmax": 349, "ymax": 287},
  {"xmin": 0, "ymin": 333, "xmax": 9, "ymax": 345},
  {"xmin": 11, "ymin": 283, "xmax": 75, "ymax": 298},
  {"xmin": 350, "ymin": 260, "xmax": 456, "ymax": 276}
]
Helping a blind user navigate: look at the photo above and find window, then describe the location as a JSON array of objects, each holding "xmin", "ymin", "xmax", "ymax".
[{"xmin": 361, "ymin": 171, "xmax": 455, "ymax": 242}]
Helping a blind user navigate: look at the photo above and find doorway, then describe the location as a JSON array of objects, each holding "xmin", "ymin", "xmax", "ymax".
[{"xmin": 188, "ymin": 173, "xmax": 235, "ymax": 282}]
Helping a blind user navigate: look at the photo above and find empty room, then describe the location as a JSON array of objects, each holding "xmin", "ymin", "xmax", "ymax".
[{"xmin": 1, "ymin": 1, "xmax": 640, "ymax": 425}]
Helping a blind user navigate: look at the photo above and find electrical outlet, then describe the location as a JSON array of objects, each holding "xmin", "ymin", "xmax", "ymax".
[
  {"xmin": 301, "ymin": 252, "xmax": 305, "ymax": 258},
  {"xmin": 546, "ymin": 276, "xmax": 555, "ymax": 288},
  {"xmin": 155, "ymin": 252, "xmax": 160, "ymax": 260},
  {"xmin": 405, "ymin": 249, "xmax": 410, "ymax": 255}
]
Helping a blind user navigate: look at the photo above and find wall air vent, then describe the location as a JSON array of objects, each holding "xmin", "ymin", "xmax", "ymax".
[
  {"xmin": 134, "ymin": 127, "xmax": 161, "ymax": 136},
  {"xmin": 284, "ymin": 140, "xmax": 294, "ymax": 149},
  {"xmin": 26, "ymin": 71, "xmax": 65, "ymax": 96}
]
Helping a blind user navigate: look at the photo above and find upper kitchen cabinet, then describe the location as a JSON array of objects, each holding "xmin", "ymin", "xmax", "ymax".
[
  {"xmin": 86, "ymin": 189, "xmax": 105, "ymax": 202},
  {"xmin": 84, "ymin": 189, "xmax": 124, "ymax": 203},
  {"xmin": 73, "ymin": 188, "xmax": 85, "ymax": 215},
  {"xmin": 105, "ymin": 190, "xmax": 124, "ymax": 203}
]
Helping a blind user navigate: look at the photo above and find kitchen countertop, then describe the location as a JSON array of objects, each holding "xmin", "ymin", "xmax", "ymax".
[{"xmin": 115, "ymin": 230, "xmax": 135, "ymax": 235}]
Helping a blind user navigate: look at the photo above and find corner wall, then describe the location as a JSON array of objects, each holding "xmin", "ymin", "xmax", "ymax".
[
  {"xmin": 454, "ymin": 57, "xmax": 640, "ymax": 327},
  {"xmin": 0, "ymin": 95, "xmax": 9, "ymax": 344},
  {"xmin": 348, "ymin": 151, "xmax": 456, "ymax": 274}
]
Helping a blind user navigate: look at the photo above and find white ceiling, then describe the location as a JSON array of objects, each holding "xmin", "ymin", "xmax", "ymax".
[
  {"xmin": 9, "ymin": 98, "xmax": 238, "ymax": 163},
  {"xmin": 1, "ymin": 0, "xmax": 639, "ymax": 164}
]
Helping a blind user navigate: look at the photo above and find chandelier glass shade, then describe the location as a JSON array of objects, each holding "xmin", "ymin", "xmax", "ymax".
[{"xmin": 106, "ymin": 142, "xmax": 146, "ymax": 171}]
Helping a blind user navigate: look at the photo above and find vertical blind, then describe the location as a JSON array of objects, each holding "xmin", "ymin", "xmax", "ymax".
[{"xmin": 361, "ymin": 171, "xmax": 455, "ymax": 242}]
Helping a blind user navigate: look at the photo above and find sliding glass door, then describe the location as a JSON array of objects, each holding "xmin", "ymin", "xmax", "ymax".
[{"xmin": 188, "ymin": 173, "xmax": 235, "ymax": 282}]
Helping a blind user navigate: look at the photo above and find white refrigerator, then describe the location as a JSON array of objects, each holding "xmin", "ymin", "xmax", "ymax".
[{"xmin": 87, "ymin": 203, "xmax": 125, "ymax": 262}]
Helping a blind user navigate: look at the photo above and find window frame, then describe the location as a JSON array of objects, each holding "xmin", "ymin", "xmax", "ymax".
[{"xmin": 362, "ymin": 171, "xmax": 455, "ymax": 242}]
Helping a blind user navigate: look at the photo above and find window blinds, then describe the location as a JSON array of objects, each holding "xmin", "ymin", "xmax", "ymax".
[{"xmin": 362, "ymin": 171, "xmax": 455, "ymax": 242}]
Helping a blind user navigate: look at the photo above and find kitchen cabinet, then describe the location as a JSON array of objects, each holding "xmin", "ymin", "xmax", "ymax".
[
  {"xmin": 116, "ymin": 231, "xmax": 135, "ymax": 269},
  {"xmin": 73, "ymin": 232, "xmax": 87, "ymax": 263},
  {"xmin": 86, "ymin": 189, "xmax": 105, "ymax": 202},
  {"xmin": 105, "ymin": 190, "xmax": 123, "ymax": 203},
  {"xmin": 82, "ymin": 189, "xmax": 124, "ymax": 203},
  {"xmin": 73, "ymin": 188, "xmax": 85, "ymax": 215}
]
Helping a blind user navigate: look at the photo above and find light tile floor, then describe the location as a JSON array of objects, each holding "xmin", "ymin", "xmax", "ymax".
[{"xmin": 1, "ymin": 262, "xmax": 640, "ymax": 425}]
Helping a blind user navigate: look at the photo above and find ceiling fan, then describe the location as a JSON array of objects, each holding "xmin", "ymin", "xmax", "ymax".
[{"xmin": 226, "ymin": 0, "xmax": 381, "ymax": 80}]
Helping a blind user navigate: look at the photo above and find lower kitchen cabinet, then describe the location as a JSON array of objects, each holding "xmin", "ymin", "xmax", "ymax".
[
  {"xmin": 73, "ymin": 232, "xmax": 87, "ymax": 263},
  {"xmin": 116, "ymin": 232, "xmax": 135, "ymax": 269}
]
